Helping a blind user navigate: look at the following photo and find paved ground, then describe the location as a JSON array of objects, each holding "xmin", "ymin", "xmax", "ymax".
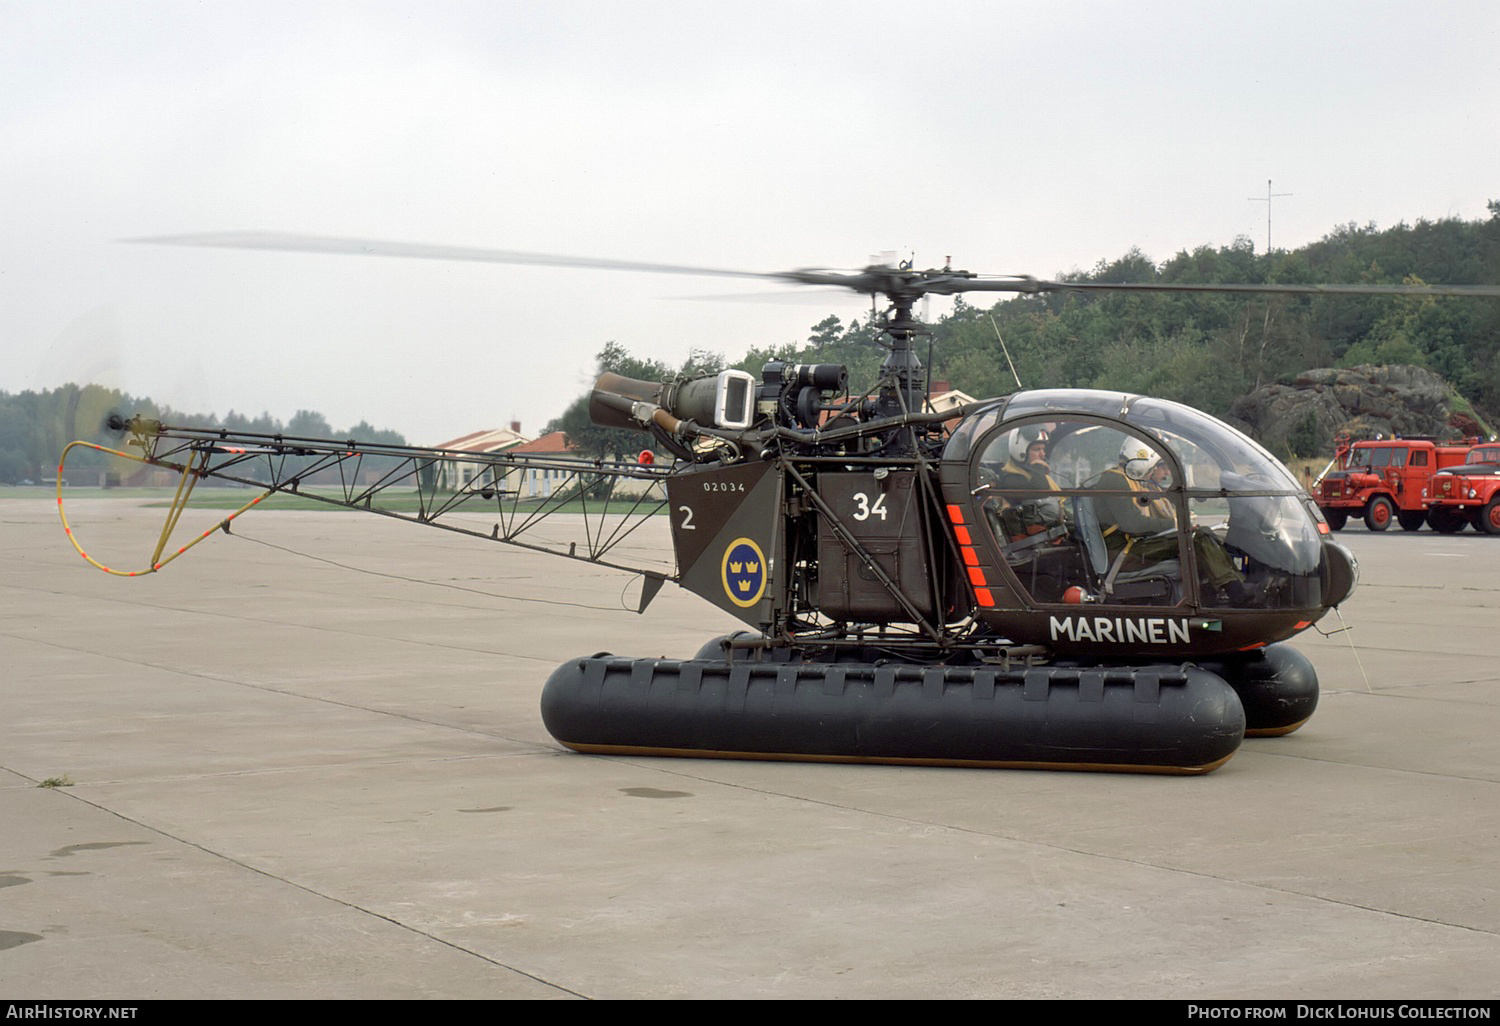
[{"xmin": 2, "ymin": 496, "xmax": 1498, "ymax": 999}]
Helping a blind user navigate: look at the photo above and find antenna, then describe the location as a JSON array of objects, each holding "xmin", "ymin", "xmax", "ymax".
[
  {"xmin": 1248, "ymin": 179, "xmax": 1293, "ymax": 253},
  {"xmin": 988, "ymin": 314, "xmax": 1023, "ymax": 389}
]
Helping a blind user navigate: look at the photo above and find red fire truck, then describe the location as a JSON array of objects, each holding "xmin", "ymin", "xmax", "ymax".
[
  {"xmin": 1315, "ymin": 436, "xmax": 1474, "ymax": 531},
  {"xmin": 1425, "ymin": 443, "xmax": 1500, "ymax": 534}
]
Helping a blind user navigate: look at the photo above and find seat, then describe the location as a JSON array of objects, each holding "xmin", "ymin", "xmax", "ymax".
[
  {"xmin": 985, "ymin": 497, "xmax": 1078, "ymax": 604},
  {"xmin": 1072, "ymin": 496, "xmax": 1180, "ymax": 604}
]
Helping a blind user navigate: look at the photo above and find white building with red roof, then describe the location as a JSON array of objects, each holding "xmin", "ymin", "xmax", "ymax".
[
  {"xmin": 431, "ymin": 423, "xmax": 528, "ymax": 491},
  {"xmin": 507, "ymin": 430, "xmax": 589, "ymax": 498},
  {"xmin": 501, "ymin": 431, "xmax": 661, "ymax": 500}
]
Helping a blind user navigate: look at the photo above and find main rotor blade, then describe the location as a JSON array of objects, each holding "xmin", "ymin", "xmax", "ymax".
[
  {"xmin": 128, "ymin": 231, "xmax": 780, "ymax": 282},
  {"xmin": 1014, "ymin": 279, "xmax": 1500, "ymax": 299},
  {"xmin": 127, "ymin": 232, "xmax": 1500, "ymax": 301}
]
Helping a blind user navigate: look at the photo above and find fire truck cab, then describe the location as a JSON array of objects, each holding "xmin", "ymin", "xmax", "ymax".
[
  {"xmin": 1316, "ymin": 436, "xmax": 1473, "ymax": 532},
  {"xmin": 1426, "ymin": 443, "xmax": 1500, "ymax": 534}
]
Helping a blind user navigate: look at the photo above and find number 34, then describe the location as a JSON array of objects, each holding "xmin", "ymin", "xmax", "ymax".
[{"xmin": 852, "ymin": 492, "xmax": 887, "ymax": 521}]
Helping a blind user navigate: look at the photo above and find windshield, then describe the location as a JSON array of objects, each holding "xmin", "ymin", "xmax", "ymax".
[
  {"xmin": 1349, "ymin": 445, "xmax": 1406, "ymax": 469},
  {"xmin": 1121, "ymin": 398, "xmax": 1321, "ymax": 575}
]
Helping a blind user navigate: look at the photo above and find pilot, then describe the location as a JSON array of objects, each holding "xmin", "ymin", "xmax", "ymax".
[
  {"xmin": 990, "ymin": 428, "xmax": 1066, "ymax": 541},
  {"xmin": 1092, "ymin": 439, "xmax": 1244, "ymax": 602},
  {"xmin": 997, "ymin": 429, "xmax": 1057, "ymax": 494}
]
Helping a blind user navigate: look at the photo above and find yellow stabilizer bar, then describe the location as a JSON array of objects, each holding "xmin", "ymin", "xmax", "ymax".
[{"xmin": 57, "ymin": 440, "xmax": 272, "ymax": 576}]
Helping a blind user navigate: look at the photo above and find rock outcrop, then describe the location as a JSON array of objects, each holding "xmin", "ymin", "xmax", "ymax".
[{"xmin": 1227, "ymin": 365, "xmax": 1454, "ymax": 455}]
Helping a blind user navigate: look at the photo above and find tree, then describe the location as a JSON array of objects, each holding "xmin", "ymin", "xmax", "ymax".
[
  {"xmin": 286, "ymin": 409, "xmax": 334, "ymax": 439},
  {"xmin": 546, "ymin": 343, "xmax": 677, "ymax": 460},
  {"xmin": 1287, "ymin": 413, "xmax": 1319, "ymax": 459},
  {"xmin": 1, "ymin": 384, "xmax": 408, "ymax": 485},
  {"xmin": 808, "ymin": 315, "xmax": 843, "ymax": 355}
]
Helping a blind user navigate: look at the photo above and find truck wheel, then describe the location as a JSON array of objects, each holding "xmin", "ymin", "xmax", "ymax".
[
  {"xmin": 1429, "ymin": 506, "xmax": 1467, "ymax": 534},
  {"xmin": 1324, "ymin": 510, "xmax": 1348, "ymax": 531},
  {"xmin": 1479, "ymin": 498, "xmax": 1500, "ymax": 536},
  {"xmin": 1364, "ymin": 495, "xmax": 1394, "ymax": 531},
  {"xmin": 1396, "ymin": 510, "xmax": 1426, "ymax": 531}
]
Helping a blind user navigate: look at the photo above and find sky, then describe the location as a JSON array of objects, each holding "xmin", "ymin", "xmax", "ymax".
[{"xmin": 4, "ymin": 0, "xmax": 1497, "ymax": 444}]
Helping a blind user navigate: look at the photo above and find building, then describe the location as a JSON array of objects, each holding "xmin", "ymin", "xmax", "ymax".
[
  {"xmin": 431, "ymin": 423, "xmax": 529, "ymax": 492},
  {"xmin": 506, "ymin": 430, "xmax": 589, "ymax": 498},
  {"xmin": 924, "ymin": 385, "xmax": 978, "ymax": 417},
  {"xmin": 504, "ymin": 431, "xmax": 664, "ymax": 500}
]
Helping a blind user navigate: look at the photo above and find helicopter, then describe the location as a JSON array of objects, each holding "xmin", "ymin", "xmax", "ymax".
[{"xmin": 66, "ymin": 233, "xmax": 1500, "ymax": 774}]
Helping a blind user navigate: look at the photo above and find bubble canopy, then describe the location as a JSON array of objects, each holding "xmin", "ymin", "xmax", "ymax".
[
  {"xmin": 952, "ymin": 390, "xmax": 1302, "ymax": 489},
  {"xmin": 947, "ymin": 389, "xmax": 1338, "ymax": 610}
]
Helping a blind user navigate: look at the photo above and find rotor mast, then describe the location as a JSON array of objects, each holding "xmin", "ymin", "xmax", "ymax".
[{"xmin": 877, "ymin": 290, "xmax": 928, "ymax": 422}]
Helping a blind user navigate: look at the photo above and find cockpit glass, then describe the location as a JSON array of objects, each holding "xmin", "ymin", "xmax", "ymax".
[
  {"xmin": 941, "ymin": 402, "xmax": 1005, "ymax": 463},
  {"xmin": 965, "ymin": 393, "xmax": 1328, "ymax": 610},
  {"xmin": 972, "ymin": 417, "xmax": 1181, "ymax": 608}
]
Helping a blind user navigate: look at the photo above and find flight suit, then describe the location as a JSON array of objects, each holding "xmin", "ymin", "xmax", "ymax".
[
  {"xmin": 1091, "ymin": 466, "xmax": 1240, "ymax": 594},
  {"xmin": 991, "ymin": 458, "xmax": 1065, "ymax": 541}
]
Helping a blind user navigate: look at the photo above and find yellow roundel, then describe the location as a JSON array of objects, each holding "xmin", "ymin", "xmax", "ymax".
[{"xmin": 720, "ymin": 537, "xmax": 767, "ymax": 608}]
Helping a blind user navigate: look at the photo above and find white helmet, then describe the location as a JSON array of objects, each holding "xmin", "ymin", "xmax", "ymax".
[
  {"xmin": 1119, "ymin": 438, "xmax": 1163, "ymax": 481},
  {"xmin": 1008, "ymin": 426, "xmax": 1050, "ymax": 463}
]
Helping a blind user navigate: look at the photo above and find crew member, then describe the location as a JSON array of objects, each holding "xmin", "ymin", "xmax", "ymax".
[
  {"xmin": 991, "ymin": 428, "xmax": 1066, "ymax": 541},
  {"xmin": 1091, "ymin": 438, "xmax": 1243, "ymax": 602},
  {"xmin": 997, "ymin": 429, "xmax": 1057, "ymax": 494}
]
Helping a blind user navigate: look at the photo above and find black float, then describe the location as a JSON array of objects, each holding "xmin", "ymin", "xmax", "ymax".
[
  {"xmin": 541, "ymin": 655, "xmax": 1247, "ymax": 774},
  {"xmin": 1196, "ymin": 642, "xmax": 1319, "ymax": 737}
]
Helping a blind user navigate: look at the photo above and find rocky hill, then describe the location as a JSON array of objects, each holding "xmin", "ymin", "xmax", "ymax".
[{"xmin": 1226, "ymin": 365, "xmax": 1487, "ymax": 457}]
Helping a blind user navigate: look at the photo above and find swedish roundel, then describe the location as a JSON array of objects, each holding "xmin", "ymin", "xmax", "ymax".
[{"xmin": 721, "ymin": 538, "xmax": 767, "ymax": 608}]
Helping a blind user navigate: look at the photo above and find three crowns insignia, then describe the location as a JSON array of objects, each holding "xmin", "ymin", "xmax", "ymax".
[
  {"xmin": 723, "ymin": 540, "xmax": 766, "ymax": 607},
  {"xmin": 730, "ymin": 559, "xmax": 760, "ymax": 592}
]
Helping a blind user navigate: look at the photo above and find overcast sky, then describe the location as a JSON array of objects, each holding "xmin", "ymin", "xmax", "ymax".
[{"xmin": 4, "ymin": 0, "xmax": 1497, "ymax": 444}]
